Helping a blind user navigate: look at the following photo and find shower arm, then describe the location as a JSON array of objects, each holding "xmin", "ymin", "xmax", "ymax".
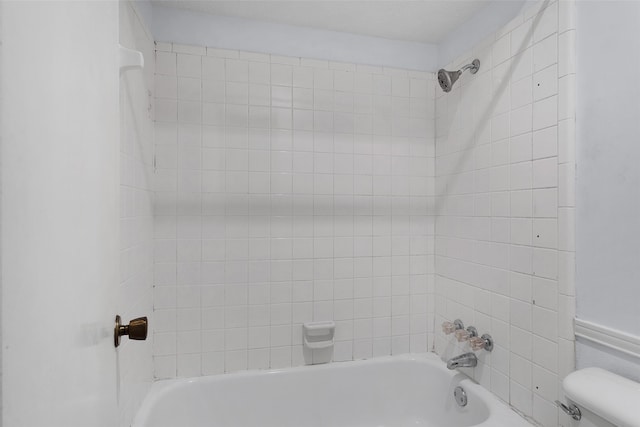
[
  {"xmin": 459, "ymin": 64, "xmax": 474, "ymax": 72},
  {"xmin": 459, "ymin": 59, "xmax": 480, "ymax": 74}
]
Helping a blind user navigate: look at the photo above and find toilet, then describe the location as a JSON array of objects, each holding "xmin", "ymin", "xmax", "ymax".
[{"xmin": 562, "ymin": 368, "xmax": 640, "ymax": 427}]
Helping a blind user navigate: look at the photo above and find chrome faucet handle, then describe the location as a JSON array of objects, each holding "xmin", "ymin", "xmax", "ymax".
[
  {"xmin": 455, "ymin": 326, "xmax": 478, "ymax": 342},
  {"xmin": 469, "ymin": 333, "xmax": 494, "ymax": 351},
  {"xmin": 442, "ymin": 322, "xmax": 456, "ymax": 334},
  {"xmin": 455, "ymin": 329, "xmax": 470, "ymax": 342},
  {"xmin": 469, "ymin": 336, "xmax": 485, "ymax": 350},
  {"xmin": 442, "ymin": 319, "xmax": 464, "ymax": 335}
]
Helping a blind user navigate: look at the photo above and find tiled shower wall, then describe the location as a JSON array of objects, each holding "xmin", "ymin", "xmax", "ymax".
[
  {"xmin": 152, "ymin": 45, "xmax": 436, "ymax": 377},
  {"xmin": 433, "ymin": 1, "xmax": 575, "ymax": 426},
  {"xmin": 119, "ymin": 2, "xmax": 155, "ymax": 425},
  {"xmin": 0, "ymin": 1, "xmax": 3, "ymax": 421}
]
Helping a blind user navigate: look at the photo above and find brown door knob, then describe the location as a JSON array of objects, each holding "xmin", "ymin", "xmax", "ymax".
[{"xmin": 114, "ymin": 315, "xmax": 148, "ymax": 347}]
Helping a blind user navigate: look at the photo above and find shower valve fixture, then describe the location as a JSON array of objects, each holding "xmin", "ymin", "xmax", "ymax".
[
  {"xmin": 114, "ymin": 315, "xmax": 148, "ymax": 348},
  {"xmin": 469, "ymin": 333, "xmax": 493, "ymax": 352},
  {"xmin": 437, "ymin": 59, "xmax": 480, "ymax": 93},
  {"xmin": 442, "ymin": 319, "xmax": 465, "ymax": 335}
]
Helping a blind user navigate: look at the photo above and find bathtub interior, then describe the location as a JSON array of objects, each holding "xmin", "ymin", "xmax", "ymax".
[{"xmin": 135, "ymin": 356, "xmax": 491, "ymax": 427}]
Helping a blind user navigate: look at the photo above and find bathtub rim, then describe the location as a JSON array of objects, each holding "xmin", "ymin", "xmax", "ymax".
[{"xmin": 133, "ymin": 352, "xmax": 532, "ymax": 427}]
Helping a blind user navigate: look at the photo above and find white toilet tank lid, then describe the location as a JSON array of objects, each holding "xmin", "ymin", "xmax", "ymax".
[{"xmin": 563, "ymin": 367, "xmax": 640, "ymax": 427}]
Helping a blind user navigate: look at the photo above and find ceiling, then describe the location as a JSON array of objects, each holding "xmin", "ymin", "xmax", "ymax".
[{"xmin": 151, "ymin": 0, "xmax": 492, "ymax": 44}]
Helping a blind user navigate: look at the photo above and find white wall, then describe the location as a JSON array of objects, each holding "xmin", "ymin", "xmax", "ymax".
[
  {"xmin": 437, "ymin": 0, "xmax": 529, "ymax": 68},
  {"xmin": 151, "ymin": 1, "xmax": 534, "ymax": 73},
  {"xmin": 433, "ymin": 1, "xmax": 576, "ymax": 426},
  {"xmin": 575, "ymin": 0, "xmax": 640, "ymax": 379},
  {"xmin": 118, "ymin": 2, "xmax": 155, "ymax": 425},
  {"xmin": 152, "ymin": 43, "xmax": 436, "ymax": 377},
  {"xmin": 151, "ymin": 6, "xmax": 439, "ymax": 72}
]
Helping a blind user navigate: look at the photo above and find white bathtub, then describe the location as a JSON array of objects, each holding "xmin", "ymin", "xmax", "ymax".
[{"xmin": 133, "ymin": 353, "xmax": 531, "ymax": 427}]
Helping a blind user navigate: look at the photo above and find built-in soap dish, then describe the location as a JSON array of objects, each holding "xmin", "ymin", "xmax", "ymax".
[
  {"xmin": 119, "ymin": 44, "xmax": 144, "ymax": 74},
  {"xmin": 303, "ymin": 321, "xmax": 336, "ymax": 350}
]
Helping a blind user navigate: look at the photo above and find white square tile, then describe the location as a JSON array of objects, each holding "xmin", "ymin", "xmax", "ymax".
[
  {"xmin": 226, "ymin": 59, "xmax": 249, "ymax": 82},
  {"xmin": 533, "ymin": 35, "xmax": 557, "ymax": 72},
  {"xmin": 226, "ymin": 82, "xmax": 249, "ymax": 105},
  {"xmin": 532, "ymin": 248, "xmax": 557, "ymax": 279},
  {"xmin": 511, "ymin": 218, "xmax": 532, "ymax": 246},
  {"xmin": 177, "ymin": 77, "xmax": 201, "ymax": 101},
  {"xmin": 533, "ymin": 65, "xmax": 558, "ymax": 101},
  {"xmin": 154, "ymin": 355, "xmax": 177, "ymax": 379},
  {"xmin": 156, "ymin": 74, "xmax": 178, "ymax": 99},
  {"xmin": 510, "ymin": 19, "xmax": 532, "ymax": 56},
  {"xmin": 249, "ymin": 61, "xmax": 270, "ymax": 83},
  {"xmin": 533, "ymin": 2, "xmax": 558, "ymax": 43},
  {"xmin": 156, "ymin": 51, "xmax": 177, "ymax": 76},
  {"xmin": 334, "ymin": 70, "xmax": 354, "ymax": 92},
  {"xmin": 532, "ymin": 157, "xmax": 557, "ymax": 188},
  {"xmin": 510, "ymin": 353, "xmax": 532, "ymax": 389},
  {"xmin": 512, "ymin": 49, "xmax": 533, "ymax": 82},
  {"xmin": 532, "ymin": 188, "xmax": 557, "ymax": 218},
  {"xmin": 510, "ymin": 161, "xmax": 532, "ymax": 190},
  {"xmin": 492, "ymin": 33, "xmax": 511, "ymax": 65},
  {"xmin": 314, "ymin": 68, "xmax": 333, "ymax": 90},
  {"xmin": 177, "ymin": 54, "xmax": 201, "ymax": 78},
  {"xmin": 202, "ymin": 56, "xmax": 225, "ymax": 80},
  {"xmin": 373, "ymin": 75, "xmax": 392, "ymax": 95},
  {"xmin": 532, "ymin": 126, "xmax": 557, "ymax": 159},
  {"xmin": 511, "ymin": 104, "xmax": 533, "ymax": 136},
  {"xmin": 532, "ymin": 218, "xmax": 557, "ymax": 249},
  {"xmin": 511, "ymin": 75, "xmax": 532, "ymax": 109},
  {"xmin": 293, "ymin": 67, "xmax": 314, "ymax": 88}
]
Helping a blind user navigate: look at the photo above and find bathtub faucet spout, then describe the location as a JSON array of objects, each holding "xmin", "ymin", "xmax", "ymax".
[{"xmin": 447, "ymin": 353, "xmax": 477, "ymax": 370}]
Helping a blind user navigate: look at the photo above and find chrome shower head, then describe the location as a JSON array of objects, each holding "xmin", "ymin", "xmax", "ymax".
[
  {"xmin": 437, "ymin": 69, "xmax": 461, "ymax": 93},
  {"xmin": 437, "ymin": 59, "xmax": 480, "ymax": 93}
]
